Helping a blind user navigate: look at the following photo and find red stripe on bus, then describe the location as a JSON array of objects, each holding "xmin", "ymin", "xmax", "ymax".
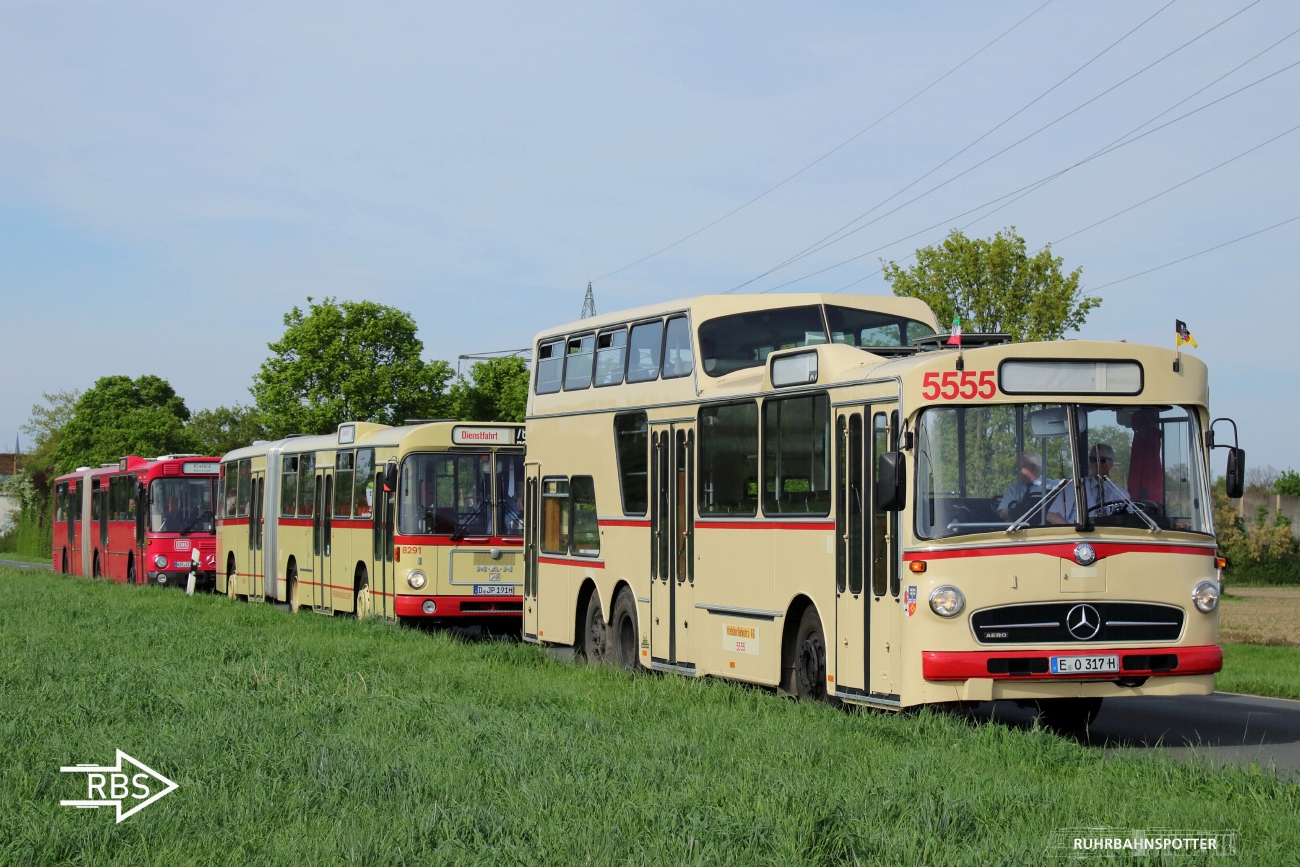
[
  {"xmin": 221, "ymin": 518, "xmax": 250, "ymax": 526},
  {"xmin": 394, "ymin": 594, "xmax": 523, "ymax": 618},
  {"xmin": 279, "ymin": 518, "xmax": 313, "ymax": 527},
  {"xmin": 695, "ymin": 520, "xmax": 836, "ymax": 531},
  {"xmin": 299, "ymin": 580, "xmax": 359, "ymax": 592},
  {"xmin": 598, "ymin": 518, "xmax": 651, "ymax": 527},
  {"xmin": 921, "ymin": 645, "xmax": 1222, "ymax": 681},
  {"xmin": 538, "ymin": 556, "xmax": 605, "ymax": 569},
  {"xmin": 903, "ymin": 542, "xmax": 1216, "ymax": 562},
  {"xmin": 393, "ymin": 535, "xmax": 523, "ymax": 547}
]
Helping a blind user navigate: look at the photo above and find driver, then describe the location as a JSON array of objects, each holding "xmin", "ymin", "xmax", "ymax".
[
  {"xmin": 997, "ymin": 451, "xmax": 1053, "ymax": 520},
  {"xmin": 1047, "ymin": 443, "xmax": 1131, "ymax": 525}
]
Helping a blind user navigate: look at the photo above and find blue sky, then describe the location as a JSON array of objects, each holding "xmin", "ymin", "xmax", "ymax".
[{"xmin": 1, "ymin": 1, "xmax": 1296, "ymax": 474}]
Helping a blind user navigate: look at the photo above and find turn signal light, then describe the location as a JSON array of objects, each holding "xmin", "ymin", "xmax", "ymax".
[
  {"xmin": 909, "ymin": 561, "xmax": 927, "ymax": 573},
  {"xmin": 1215, "ymin": 556, "xmax": 1227, "ymax": 569},
  {"xmin": 395, "ymin": 546, "xmax": 400, "ymax": 563}
]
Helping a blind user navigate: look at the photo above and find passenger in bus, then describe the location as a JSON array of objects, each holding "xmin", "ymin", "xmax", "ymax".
[
  {"xmin": 1046, "ymin": 444, "xmax": 1131, "ymax": 524},
  {"xmin": 997, "ymin": 452, "xmax": 1054, "ymax": 521}
]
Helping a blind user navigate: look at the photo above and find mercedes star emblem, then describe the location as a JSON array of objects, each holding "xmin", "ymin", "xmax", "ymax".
[
  {"xmin": 1074, "ymin": 543, "xmax": 1097, "ymax": 566},
  {"xmin": 1066, "ymin": 603, "xmax": 1101, "ymax": 640}
]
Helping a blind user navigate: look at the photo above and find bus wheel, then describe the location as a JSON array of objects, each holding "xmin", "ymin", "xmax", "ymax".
[
  {"xmin": 1034, "ymin": 698, "xmax": 1103, "ymax": 736},
  {"xmin": 609, "ymin": 588, "xmax": 639, "ymax": 671},
  {"xmin": 287, "ymin": 565, "xmax": 300, "ymax": 614},
  {"xmin": 580, "ymin": 591, "xmax": 609, "ymax": 665},
  {"xmin": 793, "ymin": 607, "xmax": 834, "ymax": 703},
  {"xmin": 227, "ymin": 559, "xmax": 240, "ymax": 601},
  {"xmin": 354, "ymin": 569, "xmax": 371, "ymax": 619}
]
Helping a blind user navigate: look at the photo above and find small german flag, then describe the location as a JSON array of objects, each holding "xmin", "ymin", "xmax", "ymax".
[{"xmin": 1175, "ymin": 319, "xmax": 1198, "ymax": 349}]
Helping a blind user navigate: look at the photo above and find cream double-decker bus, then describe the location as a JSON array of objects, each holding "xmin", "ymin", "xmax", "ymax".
[
  {"xmin": 217, "ymin": 420, "xmax": 525, "ymax": 628},
  {"xmin": 523, "ymin": 294, "xmax": 1240, "ymax": 729}
]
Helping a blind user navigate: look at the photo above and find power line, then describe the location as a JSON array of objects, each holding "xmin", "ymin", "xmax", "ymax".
[
  {"xmin": 726, "ymin": 0, "xmax": 1181, "ymax": 293},
  {"xmin": 764, "ymin": 50, "xmax": 1300, "ymax": 294},
  {"xmin": 587, "ymin": 0, "xmax": 1055, "ymax": 283},
  {"xmin": 1088, "ymin": 213, "xmax": 1300, "ymax": 291}
]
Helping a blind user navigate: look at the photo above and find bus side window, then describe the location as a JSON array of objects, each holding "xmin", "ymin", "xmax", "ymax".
[
  {"xmin": 763, "ymin": 393, "xmax": 830, "ymax": 516},
  {"xmin": 594, "ymin": 327, "xmax": 628, "ymax": 387},
  {"xmin": 613, "ymin": 412, "xmax": 648, "ymax": 515},
  {"xmin": 281, "ymin": 456, "xmax": 299, "ymax": 517},
  {"xmin": 126, "ymin": 475, "xmax": 137, "ymax": 523},
  {"xmin": 570, "ymin": 476, "xmax": 599, "ymax": 557},
  {"xmin": 563, "ymin": 334, "xmax": 595, "ymax": 391},
  {"xmin": 626, "ymin": 319, "xmax": 664, "ymax": 383},
  {"xmin": 354, "ymin": 449, "xmax": 374, "ymax": 518},
  {"xmin": 55, "ymin": 483, "xmax": 66, "ymax": 523},
  {"xmin": 662, "ymin": 315, "xmax": 693, "ymax": 379},
  {"xmin": 541, "ymin": 479, "xmax": 570, "ymax": 554},
  {"xmin": 237, "ymin": 460, "xmax": 252, "ymax": 518},
  {"xmin": 535, "ymin": 340, "xmax": 563, "ymax": 394},
  {"xmin": 871, "ymin": 412, "xmax": 889, "ymax": 597},
  {"xmin": 297, "ymin": 454, "xmax": 316, "ymax": 517},
  {"xmin": 698, "ymin": 401, "xmax": 759, "ymax": 516},
  {"xmin": 223, "ymin": 464, "xmax": 236, "ymax": 517},
  {"xmin": 334, "ymin": 451, "xmax": 354, "ymax": 517}
]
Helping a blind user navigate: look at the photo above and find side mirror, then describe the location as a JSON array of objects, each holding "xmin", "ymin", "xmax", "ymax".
[
  {"xmin": 382, "ymin": 460, "xmax": 398, "ymax": 493},
  {"xmin": 1224, "ymin": 447, "xmax": 1245, "ymax": 499},
  {"xmin": 136, "ymin": 481, "xmax": 147, "ymax": 504},
  {"xmin": 876, "ymin": 451, "xmax": 907, "ymax": 512}
]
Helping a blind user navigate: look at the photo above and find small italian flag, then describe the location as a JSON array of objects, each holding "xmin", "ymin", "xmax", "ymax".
[
  {"xmin": 1175, "ymin": 319, "xmax": 1198, "ymax": 348},
  {"xmin": 947, "ymin": 315, "xmax": 962, "ymax": 346}
]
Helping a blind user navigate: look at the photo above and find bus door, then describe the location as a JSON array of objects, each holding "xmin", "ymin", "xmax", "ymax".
[
  {"xmin": 523, "ymin": 463, "xmax": 541, "ymax": 640},
  {"xmin": 868, "ymin": 405, "xmax": 902, "ymax": 700},
  {"xmin": 96, "ymin": 481, "xmax": 109, "ymax": 576},
  {"xmin": 835, "ymin": 409, "xmax": 868, "ymax": 697},
  {"xmin": 651, "ymin": 423, "xmax": 695, "ymax": 668},
  {"xmin": 248, "ymin": 471, "xmax": 266, "ymax": 600},
  {"xmin": 312, "ymin": 468, "xmax": 334, "ymax": 613},
  {"xmin": 374, "ymin": 466, "xmax": 395, "ymax": 622}
]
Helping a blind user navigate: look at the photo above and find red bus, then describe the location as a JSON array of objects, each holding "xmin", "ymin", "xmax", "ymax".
[{"xmin": 52, "ymin": 455, "xmax": 221, "ymax": 588}]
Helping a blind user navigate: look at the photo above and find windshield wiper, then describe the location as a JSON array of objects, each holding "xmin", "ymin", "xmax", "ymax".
[
  {"xmin": 1091, "ymin": 481, "xmax": 1161, "ymax": 533},
  {"xmin": 1006, "ymin": 478, "xmax": 1072, "ymax": 534},
  {"xmin": 178, "ymin": 509, "xmax": 213, "ymax": 537},
  {"xmin": 450, "ymin": 501, "xmax": 489, "ymax": 541}
]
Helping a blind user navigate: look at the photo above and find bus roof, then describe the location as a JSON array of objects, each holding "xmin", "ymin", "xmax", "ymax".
[{"xmin": 218, "ymin": 420, "xmax": 523, "ymax": 462}]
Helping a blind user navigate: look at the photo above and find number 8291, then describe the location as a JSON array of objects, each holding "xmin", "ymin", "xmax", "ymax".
[{"xmin": 920, "ymin": 370, "xmax": 997, "ymax": 401}]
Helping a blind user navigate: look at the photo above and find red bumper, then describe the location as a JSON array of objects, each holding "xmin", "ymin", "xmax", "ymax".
[
  {"xmin": 393, "ymin": 594, "xmax": 523, "ymax": 618},
  {"xmin": 921, "ymin": 645, "xmax": 1222, "ymax": 681}
]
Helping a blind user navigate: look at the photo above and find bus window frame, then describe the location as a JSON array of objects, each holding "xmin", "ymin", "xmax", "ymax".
[
  {"xmin": 626, "ymin": 318, "xmax": 665, "ymax": 384},
  {"xmin": 540, "ymin": 477, "xmax": 571, "ymax": 555},
  {"xmin": 696, "ymin": 399, "xmax": 760, "ymax": 518},
  {"xmin": 593, "ymin": 326, "xmax": 630, "ymax": 388},
  {"xmin": 761, "ymin": 391, "xmax": 831, "ymax": 518},
  {"xmin": 562, "ymin": 332, "xmax": 597, "ymax": 392},
  {"xmin": 661, "ymin": 314, "xmax": 694, "ymax": 380},
  {"xmin": 535, "ymin": 338, "xmax": 564, "ymax": 395},
  {"xmin": 613, "ymin": 411, "xmax": 649, "ymax": 516}
]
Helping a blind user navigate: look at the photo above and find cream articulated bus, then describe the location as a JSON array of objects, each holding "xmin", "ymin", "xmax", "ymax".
[
  {"xmin": 523, "ymin": 294, "xmax": 1241, "ymax": 728},
  {"xmin": 217, "ymin": 420, "xmax": 525, "ymax": 627}
]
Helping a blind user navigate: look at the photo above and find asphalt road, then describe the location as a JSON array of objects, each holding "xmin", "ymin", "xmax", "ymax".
[
  {"xmin": 0, "ymin": 558, "xmax": 51, "ymax": 571},
  {"xmin": 976, "ymin": 692, "xmax": 1300, "ymax": 779}
]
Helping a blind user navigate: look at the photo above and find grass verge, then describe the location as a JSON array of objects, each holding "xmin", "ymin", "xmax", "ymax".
[
  {"xmin": 0, "ymin": 551, "xmax": 52, "ymax": 565},
  {"xmin": 1218, "ymin": 643, "xmax": 1300, "ymax": 701},
  {"xmin": 2, "ymin": 567, "xmax": 1297, "ymax": 865}
]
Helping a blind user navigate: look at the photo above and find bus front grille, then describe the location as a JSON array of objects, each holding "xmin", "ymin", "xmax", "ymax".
[{"xmin": 971, "ymin": 602, "xmax": 1184, "ymax": 644}]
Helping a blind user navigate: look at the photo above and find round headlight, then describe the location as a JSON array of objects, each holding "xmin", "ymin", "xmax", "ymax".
[
  {"xmin": 1193, "ymin": 581, "xmax": 1220, "ymax": 613},
  {"xmin": 422, "ymin": 599, "xmax": 437, "ymax": 614},
  {"xmin": 929, "ymin": 585, "xmax": 966, "ymax": 618},
  {"xmin": 154, "ymin": 554, "xmax": 169, "ymax": 569},
  {"xmin": 407, "ymin": 571, "xmax": 426, "ymax": 590}
]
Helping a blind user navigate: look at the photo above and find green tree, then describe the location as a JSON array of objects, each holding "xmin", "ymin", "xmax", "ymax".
[
  {"xmin": 449, "ymin": 357, "xmax": 530, "ymax": 423},
  {"xmin": 20, "ymin": 389, "xmax": 81, "ymax": 471},
  {"xmin": 187, "ymin": 404, "xmax": 270, "ymax": 457},
  {"xmin": 881, "ymin": 227, "xmax": 1099, "ymax": 341},
  {"xmin": 1274, "ymin": 470, "xmax": 1300, "ymax": 497},
  {"xmin": 51, "ymin": 375, "xmax": 194, "ymax": 472},
  {"xmin": 251, "ymin": 297, "xmax": 454, "ymax": 437}
]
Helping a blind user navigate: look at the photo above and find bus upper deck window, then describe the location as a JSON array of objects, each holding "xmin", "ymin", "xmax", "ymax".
[
  {"xmin": 535, "ymin": 340, "xmax": 563, "ymax": 394},
  {"xmin": 824, "ymin": 304, "xmax": 935, "ymax": 348},
  {"xmin": 563, "ymin": 334, "xmax": 596, "ymax": 390},
  {"xmin": 627, "ymin": 319, "xmax": 664, "ymax": 383},
  {"xmin": 594, "ymin": 328, "xmax": 628, "ymax": 387},
  {"xmin": 662, "ymin": 316, "xmax": 693, "ymax": 379},
  {"xmin": 698, "ymin": 305, "xmax": 825, "ymax": 377}
]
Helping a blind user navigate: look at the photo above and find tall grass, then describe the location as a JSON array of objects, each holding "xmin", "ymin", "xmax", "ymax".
[{"xmin": 1, "ymin": 567, "xmax": 1297, "ymax": 866}]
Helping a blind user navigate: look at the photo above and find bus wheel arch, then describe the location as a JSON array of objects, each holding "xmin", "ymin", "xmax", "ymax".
[
  {"xmin": 226, "ymin": 553, "xmax": 238, "ymax": 599},
  {"xmin": 126, "ymin": 554, "xmax": 136, "ymax": 585},
  {"xmin": 92, "ymin": 550, "xmax": 100, "ymax": 578},
  {"xmin": 781, "ymin": 595, "xmax": 834, "ymax": 701},
  {"xmin": 60, "ymin": 548, "xmax": 68, "ymax": 574},
  {"xmin": 575, "ymin": 579, "xmax": 607, "ymax": 664},
  {"xmin": 608, "ymin": 582, "xmax": 640, "ymax": 671}
]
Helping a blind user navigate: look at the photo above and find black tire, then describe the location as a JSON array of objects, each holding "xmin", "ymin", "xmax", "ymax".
[
  {"xmin": 793, "ymin": 607, "xmax": 835, "ymax": 703},
  {"xmin": 609, "ymin": 588, "xmax": 640, "ymax": 671},
  {"xmin": 287, "ymin": 564, "xmax": 300, "ymax": 613},
  {"xmin": 1034, "ymin": 697, "xmax": 1103, "ymax": 736},
  {"xmin": 579, "ymin": 591, "xmax": 609, "ymax": 665}
]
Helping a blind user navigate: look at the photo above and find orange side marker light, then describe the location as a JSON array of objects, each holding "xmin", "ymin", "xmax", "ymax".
[{"xmin": 909, "ymin": 560, "xmax": 927, "ymax": 573}]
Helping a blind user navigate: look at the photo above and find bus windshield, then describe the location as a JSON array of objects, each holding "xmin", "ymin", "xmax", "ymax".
[
  {"xmin": 149, "ymin": 478, "xmax": 215, "ymax": 534},
  {"xmin": 400, "ymin": 452, "xmax": 521, "ymax": 537},
  {"xmin": 914, "ymin": 404, "xmax": 1210, "ymax": 539}
]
